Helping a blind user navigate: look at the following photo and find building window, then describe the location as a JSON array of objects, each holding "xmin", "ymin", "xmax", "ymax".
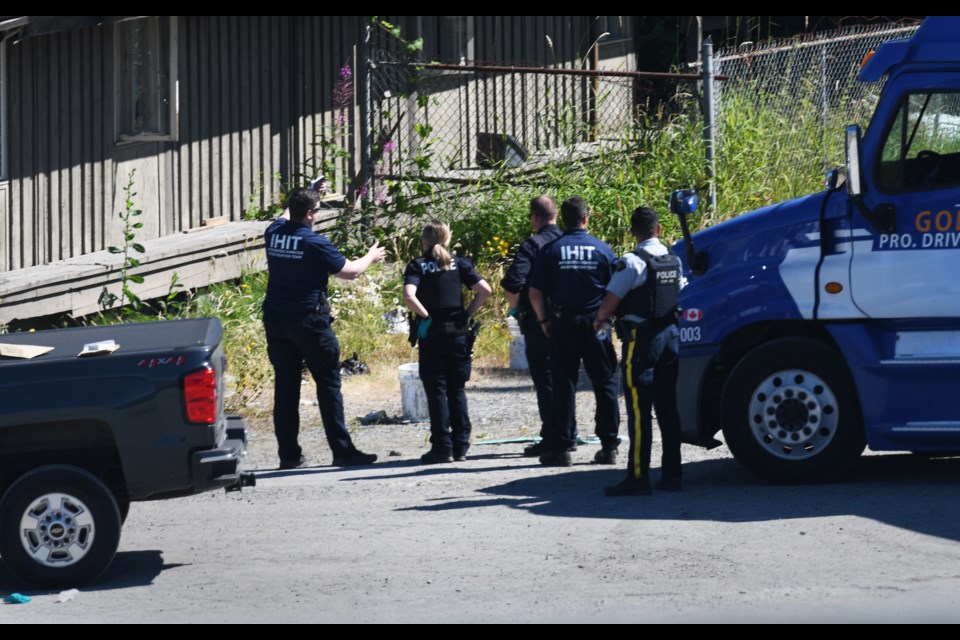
[{"xmin": 115, "ymin": 16, "xmax": 177, "ymax": 143}]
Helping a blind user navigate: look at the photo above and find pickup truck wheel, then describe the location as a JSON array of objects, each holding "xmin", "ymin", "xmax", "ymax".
[
  {"xmin": 0, "ymin": 465, "xmax": 121, "ymax": 588},
  {"xmin": 721, "ymin": 338, "xmax": 866, "ymax": 483}
]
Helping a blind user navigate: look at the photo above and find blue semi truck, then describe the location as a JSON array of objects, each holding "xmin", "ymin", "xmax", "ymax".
[{"xmin": 673, "ymin": 15, "xmax": 960, "ymax": 482}]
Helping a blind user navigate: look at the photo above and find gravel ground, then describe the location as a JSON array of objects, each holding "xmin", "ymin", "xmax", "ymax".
[
  {"xmin": 6, "ymin": 363, "xmax": 960, "ymax": 622},
  {"xmin": 241, "ymin": 363, "xmax": 643, "ymax": 469}
]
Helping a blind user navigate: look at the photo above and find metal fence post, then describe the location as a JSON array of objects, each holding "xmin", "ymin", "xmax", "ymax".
[
  {"xmin": 360, "ymin": 23, "xmax": 373, "ymax": 207},
  {"xmin": 701, "ymin": 36, "xmax": 718, "ymax": 215},
  {"xmin": 820, "ymin": 44, "xmax": 829, "ymax": 172}
]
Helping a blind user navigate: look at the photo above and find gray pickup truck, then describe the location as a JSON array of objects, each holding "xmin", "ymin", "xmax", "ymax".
[{"xmin": 0, "ymin": 318, "xmax": 254, "ymax": 587}]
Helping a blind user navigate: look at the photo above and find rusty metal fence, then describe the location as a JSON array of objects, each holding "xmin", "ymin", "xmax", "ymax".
[
  {"xmin": 358, "ymin": 21, "xmax": 922, "ymax": 204},
  {"xmin": 366, "ymin": 56, "xmax": 701, "ymax": 186}
]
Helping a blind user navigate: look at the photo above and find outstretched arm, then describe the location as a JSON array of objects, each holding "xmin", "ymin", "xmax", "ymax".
[{"xmin": 336, "ymin": 240, "xmax": 387, "ymax": 280}]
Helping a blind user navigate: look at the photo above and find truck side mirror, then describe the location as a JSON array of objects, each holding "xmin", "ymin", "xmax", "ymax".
[
  {"xmin": 669, "ymin": 189, "xmax": 708, "ymax": 275},
  {"xmin": 845, "ymin": 125, "xmax": 863, "ymax": 198},
  {"xmin": 670, "ymin": 189, "xmax": 699, "ymax": 215}
]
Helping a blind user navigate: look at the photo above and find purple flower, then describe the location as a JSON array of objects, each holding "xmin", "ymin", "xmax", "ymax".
[
  {"xmin": 382, "ymin": 140, "xmax": 397, "ymax": 154},
  {"xmin": 357, "ymin": 184, "xmax": 370, "ymax": 197},
  {"xmin": 375, "ymin": 185, "xmax": 388, "ymax": 205},
  {"xmin": 337, "ymin": 111, "xmax": 347, "ymax": 126},
  {"xmin": 332, "ymin": 63, "xmax": 354, "ymax": 112}
]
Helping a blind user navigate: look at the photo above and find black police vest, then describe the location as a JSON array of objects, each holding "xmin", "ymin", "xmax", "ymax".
[
  {"xmin": 519, "ymin": 226, "xmax": 562, "ymax": 312},
  {"xmin": 417, "ymin": 260, "xmax": 464, "ymax": 315},
  {"xmin": 616, "ymin": 249, "xmax": 681, "ymax": 320}
]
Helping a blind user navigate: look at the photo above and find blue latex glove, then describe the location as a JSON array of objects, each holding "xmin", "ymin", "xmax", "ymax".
[
  {"xmin": 508, "ymin": 307, "xmax": 519, "ymax": 318},
  {"xmin": 4, "ymin": 593, "xmax": 31, "ymax": 604},
  {"xmin": 417, "ymin": 317, "xmax": 432, "ymax": 341}
]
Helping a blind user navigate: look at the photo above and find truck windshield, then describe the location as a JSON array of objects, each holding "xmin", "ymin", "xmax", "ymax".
[{"xmin": 878, "ymin": 92, "xmax": 960, "ymax": 192}]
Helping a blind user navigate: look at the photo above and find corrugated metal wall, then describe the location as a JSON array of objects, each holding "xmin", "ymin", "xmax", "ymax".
[{"xmin": 0, "ymin": 15, "xmax": 361, "ymax": 273}]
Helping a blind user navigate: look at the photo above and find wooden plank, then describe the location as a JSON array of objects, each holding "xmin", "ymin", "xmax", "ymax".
[
  {"xmin": 270, "ymin": 17, "xmax": 282, "ymax": 198},
  {"xmin": 197, "ymin": 16, "xmax": 210, "ymax": 229},
  {"xmin": 214, "ymin": 15, "xmax": 225, "ymax": 221},
  {"xmin": 69, "ymin": 28, "xmax": 83, "ymax": 262},
  {"xmin": 0, "ymin": 218, "xmax": 273, "ymax": 322},
  {"xmin": 38, "ymin": 34, "xmax": 54, "ymax": 264},
  {"xmin": 190, "ymin": 17, "xmax": 204, "ymax": 231},
  {"xmin": 238, "ymin": 16, "xmax": 252, "ymax": 220},
  {"xmin": 182, "ymin": 215, "xmax": 228, "ymax": 233},
  {"xmin": 7, "ymin": 43, "xmax": 18, "ymax": 270},
  {"xmin": 292, "ymin": 16, "xmax": 305, "ymax": 189},
  {"xmin": 176, "ymin": 18, "xmax": 191, "ymax": 233},
  {"xmin": 21, "ymin": 40, "xmax": 35, "ymax": 270},
  {"xmin": 259, "ymin": 19, "xmax": 273, "ymax": 213},
  {"xmin": 92, "ymin": 25, "xmax": 106, "ymax": 254},
  {"xmin": 276, "ymin": 17, "xmax": 290, "ymax": 187},
  {"xmin": 227, "ymin": 15, "xmax": 241, "ymax": 221},
  {"xmin": 80, "ymin": 27, "xmax": 93, "ymax": 255}
]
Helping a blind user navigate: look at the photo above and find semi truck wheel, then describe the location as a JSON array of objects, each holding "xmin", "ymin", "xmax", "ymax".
[
  {"xmin": 721, "ymin": 338, "xmax": 866, "ymax": 483},
  {"xmin": 0, "ymin": 465, "xmax": 121, "ymax": 587}
]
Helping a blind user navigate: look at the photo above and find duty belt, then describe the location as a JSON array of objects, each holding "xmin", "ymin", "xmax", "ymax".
[{"xmin": 552, "ymin": 306, "xmax": 598, "ymax": 318}]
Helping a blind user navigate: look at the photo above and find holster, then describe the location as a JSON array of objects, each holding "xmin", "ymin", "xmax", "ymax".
[
  {"xmin": 613, "ymin": 318, "xmax": 629, "ymax": 342},
  {"xmin": 517, "ymin": 309, "xmax": 531, "ymax": 336},
  {"xmin": 466, "ymin": 320, "xmax": 482, "ymax": 358}
]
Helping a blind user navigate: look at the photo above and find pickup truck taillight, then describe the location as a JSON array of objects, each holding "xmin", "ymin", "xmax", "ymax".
[{"xmin": 184, "ymin": 367, "xmax": 218, "ymax": 425}]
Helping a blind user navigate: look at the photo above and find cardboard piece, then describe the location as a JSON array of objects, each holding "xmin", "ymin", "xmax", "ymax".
[
  {"xmin": 78, "ymin": 340, "xmax": 120, "ymax": 357},
  {"xmin": 0, "ymin": 343, "xmax": 54, "ymax": 360}
]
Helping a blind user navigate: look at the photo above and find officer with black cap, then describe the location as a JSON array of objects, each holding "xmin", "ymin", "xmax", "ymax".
[
  {"xmin": 594, "ymin": 206, "xmax": 684, "ymax": 496},
  {"xmin": 500, "ymin": 195, "xmax": 563, "ymax": 457},
  {"xmin": 528, "ymin": 197, "xmax": 620, "ymax": 467},
  {"xmin": 404, "ymin": 220, "xmax": 492, "ymax": 464}
]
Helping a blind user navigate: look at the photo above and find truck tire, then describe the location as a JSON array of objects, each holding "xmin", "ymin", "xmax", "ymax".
[
  {"xmin": 721, "ymin": 338, "xmax": 866, "ymax": 483},
  {"xmin": 0, "ymin": 465, "xmax": 121, "ymax": 588}
]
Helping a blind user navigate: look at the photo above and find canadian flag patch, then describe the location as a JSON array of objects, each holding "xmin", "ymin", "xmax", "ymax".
[{"xmin": 682, "ymin": 308, "xmax": 703, "ymax": 322}]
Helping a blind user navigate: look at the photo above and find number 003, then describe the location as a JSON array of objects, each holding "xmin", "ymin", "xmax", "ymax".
[{"xmin": 679, "ymin": 327, "xmax": 701, "ymax": 343}]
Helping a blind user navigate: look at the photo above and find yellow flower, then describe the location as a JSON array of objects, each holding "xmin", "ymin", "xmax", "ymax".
[{"xmin": 29, "ymin": 328, "xmax": 36, "ymax": 332}]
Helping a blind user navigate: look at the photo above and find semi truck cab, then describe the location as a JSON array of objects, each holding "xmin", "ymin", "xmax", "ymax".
[{"xmin": 674, "ymin": 16, "xmax": 960, "ymax": 482}]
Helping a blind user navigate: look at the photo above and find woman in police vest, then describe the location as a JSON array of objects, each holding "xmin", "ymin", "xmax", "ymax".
[{"xmin": 403, "ymin": 220, "xmax": 492, "ymax": 464}]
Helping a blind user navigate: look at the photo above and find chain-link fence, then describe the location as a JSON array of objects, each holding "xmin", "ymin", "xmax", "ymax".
[
  {"xmin": 709, "ymin": 22, "xmax": 920, "ymax": 173},
  {"xmin": 367, "ymin": 54, "xmax": 697, "ymax": 185},
  {"xmin": 363, "ymin": 21, "xmax": 922, "ymax": 204}
]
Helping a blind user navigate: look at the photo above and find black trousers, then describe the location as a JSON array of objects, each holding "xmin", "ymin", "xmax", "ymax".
[
  {"xmin": 419, "ymin": 334, "xmax": 472, "ymax": 455},
  {"xmin": 621, "ymin": 321, "xmax": 682, "ymax": 481},
  {"xmin": 521, "ymin": 315, "xmax": 553, "ymax": 439},
  {"xmin": 264, "ymin": 311, "xmax": 357, "ymax": 463},
  {"xmin": 546, "ymin": 311, "xmax": 620, "ymax": 452}
]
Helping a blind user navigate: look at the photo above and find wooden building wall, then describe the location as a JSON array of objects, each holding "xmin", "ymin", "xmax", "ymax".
[
  {"xmin": 0, "ymin": 15, "xmax": 362, "ymax": 274},
  {"xmin": 0, "ymin": 16, "xmax": 631, "ymax": 276}
]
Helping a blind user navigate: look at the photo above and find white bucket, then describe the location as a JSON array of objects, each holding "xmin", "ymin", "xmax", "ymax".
[
  {"xmin": 507, "ymin": 317, "xmax": 528, "ymax": 370},
  {"xmin": 398, "ymin": 362, "xmax": 430, "ymax": 422}
]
